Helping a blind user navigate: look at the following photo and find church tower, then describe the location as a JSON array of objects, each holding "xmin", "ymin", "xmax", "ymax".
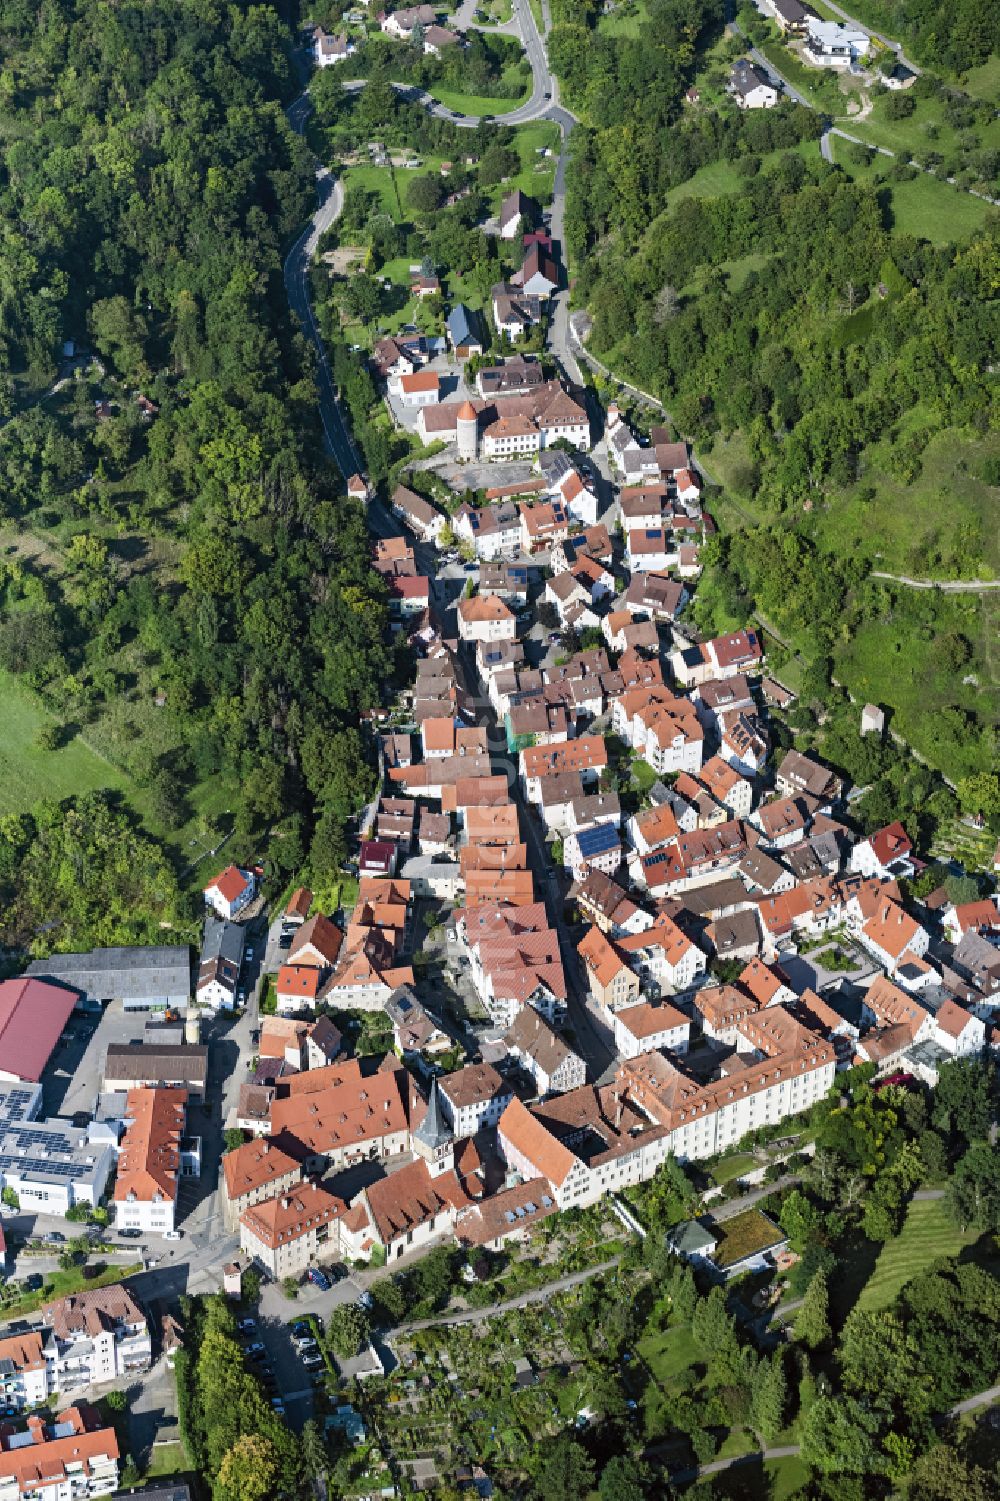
[{"xmin": 412, "ymin": 1078, "xmax": 455, "ymax": 1177}]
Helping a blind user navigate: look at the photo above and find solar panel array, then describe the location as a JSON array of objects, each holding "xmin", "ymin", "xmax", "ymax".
[{"xmin": 0, "ymin": 1086, "xmax": 103, "ymax": 1183}]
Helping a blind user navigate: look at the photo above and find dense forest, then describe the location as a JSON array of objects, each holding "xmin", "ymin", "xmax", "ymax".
[
  {"xmin": 0, "ymin": 0, "xmax": 392, "ymax": 928},
  {"xmin": 838, "ymin": 0, "xmax": 1000, "ymax": 74}
]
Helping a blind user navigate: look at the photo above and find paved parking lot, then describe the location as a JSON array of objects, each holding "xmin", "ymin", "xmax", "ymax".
[{"xmin": 46, "ymin": 1001, "xmax": 156, "ymax": 1118}]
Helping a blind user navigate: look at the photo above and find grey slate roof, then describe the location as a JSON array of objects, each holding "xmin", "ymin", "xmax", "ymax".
[
  {"xmin": 200, "ymin": 919, "xmax": 244, "ymax": 966},
  {"xmin": 413, "ymin": 1078, "xmax": 452, "ymax": 1151},
  {"xmin": 26, "ymin": 946, "xmax": 191, "ymax": 1001}
]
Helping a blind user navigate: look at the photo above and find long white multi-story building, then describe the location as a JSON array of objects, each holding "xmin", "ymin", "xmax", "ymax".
[{"xmin": 498, "ymin": 1020, "xmax": 836, "ymax": 1211}]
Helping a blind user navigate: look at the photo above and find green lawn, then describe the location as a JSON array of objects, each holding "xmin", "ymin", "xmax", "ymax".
[
  {"xmin": 835, "ymin": 88, "xmax": 1000, "ymax": 168},
  {"xmin": 0, "ymin": 667, "xmax": 136, "ymax": 814},
  {"xmin": 143, "ymin": 1443, "xmax": 189, "ymax": 1479},
  {"xmin": 710, "ymin": 1152, "xmax": 756, "ymax": 1186},
  {"xmin": 887, "ymin": 172, "xmax": 993, "ymax": 243},
  {"xmin": 833, "ymin": 589, "xmax": 1000, "ymax": 781},
  {"xmin": 666, "ymin": 138, "xmax": 820, "ymax": 214},
  {"xmin": 639, "ymin": 1323, "xmax": 700, "ymax": 1387},
  {"xmin": 855, "ymin": 1198, "xmax": 977, "ymax": 1314},
  {"xmin": 961, "ymin": 53, "xmax": 1000, "ymax": 104},
  {"xmin": 766, "ymin": 1454, "xmax": 811, "ymax": 1499},
  {"xmin": 429, "ymin": 85, "xmax": 528, "ymax": 115},
  {"xmin": 827, "ymin": 136, "xmax": 994, "ymax": 244},
  {"xmin": 598, "ymin": 0, "xmax": 648, "ymax": 38}
]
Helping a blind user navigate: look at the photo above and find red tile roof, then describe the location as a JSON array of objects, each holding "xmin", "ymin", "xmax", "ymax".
[{"xmin": 0, "ymin": 977, "xmax": 77, "ymax": 1083}]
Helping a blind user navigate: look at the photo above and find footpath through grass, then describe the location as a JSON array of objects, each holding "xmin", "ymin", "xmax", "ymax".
[{"xmin": 855, "ymin": 1198, "xmax": 976, "ymax": 1314}]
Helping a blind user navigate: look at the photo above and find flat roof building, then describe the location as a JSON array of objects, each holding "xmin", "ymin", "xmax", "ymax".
[{"xmin": 0, "ymin": 1083, "xmax": 114, "ymax": 1216}]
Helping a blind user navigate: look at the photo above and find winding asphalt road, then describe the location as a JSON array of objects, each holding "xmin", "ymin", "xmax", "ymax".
[{"xmin": 283, "ymin": 0, "xmax": 578, "ymax": 478}]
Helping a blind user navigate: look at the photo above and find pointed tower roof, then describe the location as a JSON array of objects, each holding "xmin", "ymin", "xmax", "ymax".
[
  {"xmin": 414, "ymin": 1077, "xmax": 452, "ymax": 1151},
  {"xmin": 457, "ymin": 400, "xmax": 478, "ymax": 422}
]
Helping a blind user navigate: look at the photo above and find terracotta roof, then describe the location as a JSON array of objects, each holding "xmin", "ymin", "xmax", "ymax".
[
  {"xmin": 863, "ymin": 973, "xmax": 928, "ymax": 1032},
  {"xmin": 866, "ymin": 821, "xmax": 912, "ymax": 868},
  {"xmin": 269, "ymin": 1065, "xmax": 410, "ymax": 1154},
  {"xmin": 289, "ymin": 913, "xmax": 344, "ymax": 967},
  {"xmin": 0, "ymin": 1412, "xmax": 119, "ymax": 1495},
  {"xmin": 223, "ymin": 1139, "xmax": 302, "ymax": 1202},
  {"xmin": 458, "ymin": 594, "xmax": 515, "ymax": 623},
  {"xmin": 42, "ymin": 1284, "xmax": 146, "ymax": 1341},
  {"xmin": 440, "ymin": 1062, "xmax": 508, "ymax": 1111},
  {"xmin": 240, "ymin": 1182, "xmax": 346, "ymax": 1250},
  {"xmin": 935, "ymin": 998, "xmax": 978, "ymax": 1039},
  {"xmin": 498, "ymin": 1097, "xmax": 577, "ymax": 1187},
  {"xmin": 578, "ymin": 925, "xmax": 631, "ymax": 987},
  {"xmin": 0, "ymin": 1329, "xmax": 46, "ymax": 1374},
  {"xmin": 286, "ymin": 887, "xmax": 313, "ymax": 920},
  {"xmin": 862, "ymin": 900, "xmax": 924, "ymax": 961},
  {"xmin": 615, "ymin": 999, "xmax": 688, "ymax": 1040},
  {"xmin": 455, "ymin": 1177, "xmax": 557, "ymax": 1245},
  {"xmin": 400, "ymin": 369, "xmax": 440, "ymax": 393},
  {"xmin": 114, "ymin": 1088, "xmax": 186, "ymax": 1206},
  {"xmin": 362, "ymin": 1158, "xmax": 468, "ymax": 1246},
  {"xmin": 522, "ymin": 734, "xmax": 608, "ymax": 780},
  {"xmin": 276, "ymin": 964, "xmax": 323, "ymax": 1001},
  {"xmin": 206, "ymin": 863, "xmax": 251, "ymax": 903}
]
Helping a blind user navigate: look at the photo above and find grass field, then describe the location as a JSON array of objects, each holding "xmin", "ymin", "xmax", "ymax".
[
  {"xmin": 0, "ymin": 667, "xmax": 134, "ymax": 814},
  {"xmin": 827, "ymin": 137, "xmax": 994, "ymax": 243},
  {"xmin": 855, "ymin": 1198, "xmax": 977, "ymax": 1314},
  {"xmin": 665, "ymin": 138, "xmax": 820, "ymax": 214},
  {"xmin": 812, "ymin": 418, "xmax": 1000, "ymax": 576},
  {"xmin": 598, "ymin": 0, "xmax": 648, "ymax": 38},
  {"xmin": 639, "ymin": 1322, "xmax": 700, "ymax": 1387},
  {"xmin": 766, "ymin": 1454, "xmax": 811, "ymax": 1498},
  {"xmin": 835, "ymin": 88, "xmax": 1000, "ymax": 167},
  {"xmin": 429, "ymin": 85, "xmax": 527, "ymax": 115}
]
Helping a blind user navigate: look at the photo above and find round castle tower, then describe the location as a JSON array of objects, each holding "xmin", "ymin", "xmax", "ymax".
[{"xmin": 456, "ymin": 400, "xmax": 479, "ymax": 462}]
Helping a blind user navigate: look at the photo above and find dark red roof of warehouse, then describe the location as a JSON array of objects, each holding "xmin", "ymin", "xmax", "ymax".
[{"xmin": 0, "ymin": 976, "xmax": 79, "ymax": 1082}]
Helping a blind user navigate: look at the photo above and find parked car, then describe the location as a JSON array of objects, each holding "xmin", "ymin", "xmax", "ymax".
[
  {"xmin": 307, "ymin": 1266, "xmax": 332, "ymax": 1291},
  {"xmin": 303, "ymin": 1355, "xmax": 324, "ymax": 1370},
  {"xmin": 291, "ymin": 1321, "xmax": 310, "ymax": 1338},
  {"xmin": 238, "ymin": 1319, "xmax": 256, "ymax": 1333},
  {"xmin": 45, "ymin": 1232, "xmax": 65, "ymax": 1244},
  {"xmin": 117, "ymin": 1228, "xmax": 142, "ymax": 1239},
  {"xmin": 164, "ymin": 1229, "xmax": 182, "ymax": 1241},
  {"xmin": 245, "ymin": 1341, "xmax": 265, "ymax": 1356}
]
